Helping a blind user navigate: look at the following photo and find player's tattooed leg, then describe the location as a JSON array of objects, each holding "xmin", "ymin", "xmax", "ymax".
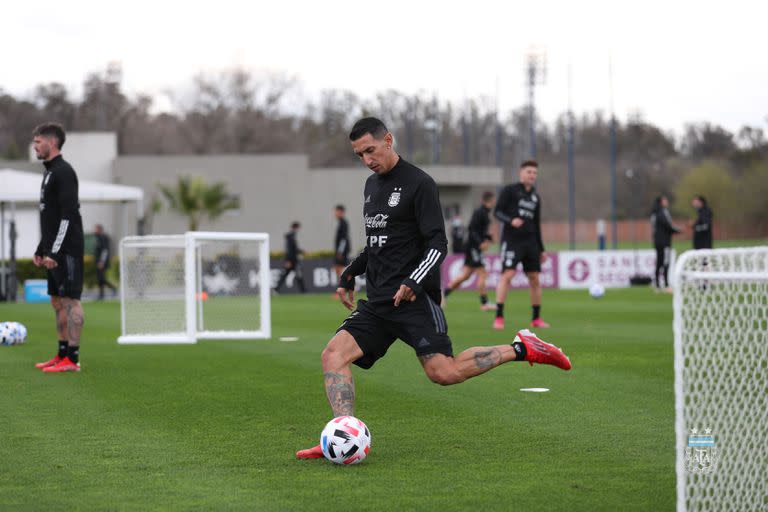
[
  {"xmin": 324, "ymin": 372, "xmax": 355, "ymax": 417},
  {"xmin": 473, "ymin": 348, "xmax": 502, "ymax": 369}
]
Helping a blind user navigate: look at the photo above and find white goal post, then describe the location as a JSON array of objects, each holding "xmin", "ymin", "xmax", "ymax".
[
  {"xmin": 673, "ymin": 246, "xmax": 768, "ymax": 512},
  {"xmin": 117, "ymin": 232, "xmax": 271, "ymax": 344}
]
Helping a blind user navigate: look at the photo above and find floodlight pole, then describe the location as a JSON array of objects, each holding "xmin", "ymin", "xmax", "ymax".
[
  {"xmin": 567, "ymin": 62, "xmax": 576, "ymax": 250},
  {"xmin": 526, "ymin": 49, "xmax": 547, "ymax": 159}
]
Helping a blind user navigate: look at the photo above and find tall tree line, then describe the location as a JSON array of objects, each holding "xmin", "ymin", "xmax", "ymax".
[{"xmin": 1, "ymin": 66, "xmax": 766, "ymax": 228}]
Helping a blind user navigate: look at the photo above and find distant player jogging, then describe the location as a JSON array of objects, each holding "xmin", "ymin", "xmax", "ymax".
[
  {"xmin": 493, "ymin": 160, "xmax": 549, "ymax": 330},
  {"xmin": 296, "ymin": 118, "xmax": 571, "ymax": 460},
  {"xmin": 443, "ymin": 191, "xmax": 496, "ymax": 311}
]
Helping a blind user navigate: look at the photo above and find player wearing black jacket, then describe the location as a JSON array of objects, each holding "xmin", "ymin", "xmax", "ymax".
[
  {"xmin": 443, "ymin": 191, "xmax": 496, "ymax": 310},
  {"xmin": 651, "ymin": 195, "xmax": 681, "ymax": 290},
  {"xmin": 94, "ymin": 224, "xmax": 117, "ymax": 300},
  {"xmin": 31, "ymin": 123, "xmax": 85, "ymax": 373},
  {"xmin": 274, "ymin": 222, "xmax": 306, "ymax": 293},
  {"xmin": 691, "ymin": 196, "xmax": 713, "ymax": 249},
  {"xmin": 296, "ymin": 118, "xmax": 571, "ymax": 460},
  {"xmin": 493, "ymin": 160, "xmax": 549, "ymax": 331},
  {"xmin": 333, "ymin": 205, "xmax": 351, "ymax": 281}
]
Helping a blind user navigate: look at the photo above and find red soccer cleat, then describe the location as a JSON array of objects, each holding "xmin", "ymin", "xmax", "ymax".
[
  {"xmin": 515, "ymin": 329, "xmax": 571, "ymax": 370},
  {"xmin": 42, "ymin": 357, "xmax": 81, "ymax": 373},
  {"xmin": 531, "ymin": 317, "xmax": 550, "ymax": 328},
  {"xmin": 296, "ymin": 444, "xmax": 324, "ymax": 459},
  {"xmin": 35, "ymin": 355, "xmax": 62, "ymax": 369},
  {"xmin": 493, "ymin": 317, "xmax": 505, "ymax": 330}
]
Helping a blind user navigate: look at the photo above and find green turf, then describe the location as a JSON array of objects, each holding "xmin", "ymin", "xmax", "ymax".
[{"xmin": 0, "ymin": 288, "xmax": 675, "ymax": 511}]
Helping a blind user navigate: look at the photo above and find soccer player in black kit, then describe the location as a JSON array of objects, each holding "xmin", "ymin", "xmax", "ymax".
[
  {"xmin": 333, "ymin": 205, "xmax": 351, "ymax": 282},
  {"xmin": 690, "ymin": 195, "xmax": 713, "ymax": 250},
  {"xmin": 443, "ymin": 191, "xmax": 496, "ymax": 311},
  {"xmin": 493, "ymin": 160, "xmax": 549, "ymax": 331},
  {"xmin": 296, "ymin": 118, "xmax": 571, "ymax": 459},
  {"xmin": 94, "ymin": 224, "xmax": 117, "ymax": 300},
  {"xmin": 274, "ymin": 222, "xmax": 306, "ymax": 293},
  {"xmin": 650, "ymin": 195, "xmax": 681, "ymax": 291},
  {"xmin": 31, "ymin": 123, "xmax": 85, "ymax": 373}
]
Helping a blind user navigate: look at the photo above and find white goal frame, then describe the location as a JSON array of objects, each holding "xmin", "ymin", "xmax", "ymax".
[
  {"xmin": 673, "ymin": 246, "xmax": 768, "ymax": 512},
  {"xmin": 117, "ymin": 231, "xmax": 271, "ymax": 344}
]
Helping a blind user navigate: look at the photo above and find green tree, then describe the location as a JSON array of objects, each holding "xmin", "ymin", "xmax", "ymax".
[
  {"xmin": 673, "ymin": 160, "xmax": 737, "ymax": 224},
  {"xmin": 158, "ymin": 176, "xmax": 240, "ymax": 231}
]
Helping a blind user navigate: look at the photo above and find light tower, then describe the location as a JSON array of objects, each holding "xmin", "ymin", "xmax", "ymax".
[{"xmin": 525, "ymin": 47, "xmax": 547, "ymax": 159}]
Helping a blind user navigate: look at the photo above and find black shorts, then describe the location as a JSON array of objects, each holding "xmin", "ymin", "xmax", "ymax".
[
  {"xmin": 337, "ymin": 296, "xmax": 454, "ymax": 370},
  {"xmin": 500, "ymin": 239, "xmax": 541, "ymax": 273},
  {"xmin": 334, "ymin": 254, "xmax": 350, "ymax": 266},
  {"xmin": 47, "ymin": 253, "xmax": 84, "ymax": 300},
  {"xmin": 463, "ymin": 245, "xmax": 484, "ymax": 268}
]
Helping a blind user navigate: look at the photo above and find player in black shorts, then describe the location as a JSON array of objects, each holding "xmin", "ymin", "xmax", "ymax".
[
  {"xmin": 443, "ymin": 191, "xmax": 496, "ymax": 311},
  {"xmin": 493, "ymin": 160, "xmax": 549, "ymax": 331},
  {"xmin": 333, "ymin": 205, "xmax": 351, "ymax": 282},
  {"xmin": 296, "ymin": 118, "xmax": 571, "ymax": 459},
  {"xmin": 31, "ymin": 123, "xmax": 85, "ymax": 373}
]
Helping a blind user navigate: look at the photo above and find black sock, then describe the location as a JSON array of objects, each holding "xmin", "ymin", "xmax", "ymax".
[
  {"xmin": 532, "ymin": 305, "xmax": 541, "ymax": 321},
  {"xmin": 444, "ymin": 288, "xmax": 453, "ymax": 298},
  {"xmin": 58, "ymin": 340, "xmax": 68, "ymax": 358},
  {"xmin": 512, "ymin": 341, "xmax": 527, "ymax": 361},
  {"xmin": 479, "ymin": 294, "xmax": 488, "ymax": 305},
  {"xmin": 496, "ymin": 303, "xmax": 504, "ymax": 318},
  {"xmin": 67, "ymin": 345, "xmax": 79, "ymax": 364}
]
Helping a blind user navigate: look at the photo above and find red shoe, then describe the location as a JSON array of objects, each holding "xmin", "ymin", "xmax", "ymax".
[
  {"xmin": 35, "ymin": 355, "xmax": 62, "ymax": 369},
  {"xmin": 42, "ymin": 357, "xmax": 81, "ymax": 373},
  {"xmin": 493, "ymin": 317, "xmax": 505, "ymax": 330},
  {"xmin": 531, "ymin": 317, "xmax": 550, "ymax": 328},
  {"xmin": 296, "ymin": 444, "xmax": 324, "ymax": 459},
  {"xmin": 515, "ymin": 329, "xmax": 571, "ymax": 370}
]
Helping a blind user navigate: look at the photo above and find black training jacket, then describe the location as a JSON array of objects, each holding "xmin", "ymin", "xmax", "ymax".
[
  {"xmin": 335, "ymin": 217, "xmax": 350, "ymax": 257},
  {"xmin": 467, "ymin": 205, "xmax": 492, "ymax": 248},
  {"xmin": 341, "ymin": 158, "xmax": 447, "ymax": 304},
  {"xmin": 36, "ymin": 155, "xmax": 84, "ymax": 258},
  {"xmin": 493, "ymin": 183, "xmax": 544, "ymax": 252}
]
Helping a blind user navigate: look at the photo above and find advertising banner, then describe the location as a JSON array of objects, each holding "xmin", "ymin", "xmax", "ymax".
[{"xmin": 557, "ymin": 249, "xmax": 672, "ymax": 288}]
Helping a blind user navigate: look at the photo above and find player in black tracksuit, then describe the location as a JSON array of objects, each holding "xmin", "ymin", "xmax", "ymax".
[
  {"xmin": 94, "ymin": 224, "xmax": 117, "ymax": 299},
  {"xmin": 296, "ymin": 118, "xmax": 570, "ymax": 460},
  {"xmin": 443, "ymin": 191, "xmax": 496, "ymax": 310},
  {"xmin": 651, "ymin": 195, "xmax": 681, "ymax": 290},
  {"xmin": 333, "ymin": 205, "xmax": 351, "ymax": 282},
  {"xmin": 493, "ymin": 160, "xmax": 549, "ymax": 330},
  {"xmin": 691, "ymin": 195, "xmax": 713, "ymax": 250},
  {"xmin": 274, "ymin": 222, "xmax": 306, "ymax": 293},
  {"xmin": 31, "ymin": 123, "xmax": 85, "ymax": 373}
]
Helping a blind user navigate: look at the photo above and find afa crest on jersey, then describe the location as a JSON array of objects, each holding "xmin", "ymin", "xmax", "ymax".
[{"xmin": 388, "ymin": 187, "xmax": 402, "ymax": 207}]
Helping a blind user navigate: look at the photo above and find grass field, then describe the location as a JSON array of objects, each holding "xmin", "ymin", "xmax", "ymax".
[{"xmin": 0, "ymin": 288, "xmax": 676, "ymax": 511}]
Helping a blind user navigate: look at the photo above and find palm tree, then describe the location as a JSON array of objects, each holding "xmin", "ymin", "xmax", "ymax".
[{"xmin": 158, "ymin": 176, "xmax": 240, "ymax": 231}]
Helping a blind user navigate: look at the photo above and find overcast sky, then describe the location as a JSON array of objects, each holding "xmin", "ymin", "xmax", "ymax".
[{"xmin": 4, "ymin": 0, "xmax": 767, "ymax": 135}]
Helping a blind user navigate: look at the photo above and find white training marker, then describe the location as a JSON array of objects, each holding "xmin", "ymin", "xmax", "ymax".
[
  {"xmin": 279, "ymin": 336, "xmax": 299, "ymax": 342},
  {"xmin": 520, "ymin": 388, "xmax": 550, "ymax": 393}
]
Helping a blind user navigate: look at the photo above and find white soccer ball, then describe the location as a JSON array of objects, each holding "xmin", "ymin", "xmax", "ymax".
[
  {"xmin": 321, "ymin": 415, "xmax": 371, "ymax": 465},
  {"xmin": 0, "ymin": 322, "xmax": 27, "ymax": 346},
  {"xmin": 589, "ymin": 283, "xmax": 605, "ymax": 299}
]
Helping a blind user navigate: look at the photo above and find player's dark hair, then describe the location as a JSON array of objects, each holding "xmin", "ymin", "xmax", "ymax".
[
  {"xmin": 291, "ymin": 221, "xmax": 301, "ymax": 230},
  {"xmin": 694, "ymin": 195, "xmax": 708, "ymax": 207},
  {"xmin": 349, "ymin": 117, "xmax": 388, "ymax": 141},
  {"xmin": 652, "ymin": 195, "xmax": 668, "ymax": 213},
  {"xmin": 32, "ymin": 122, "xmax": 66, "ymax": 149},
  {"xmin": 335, "ymin": 204, "xmax": 345, "ymax": 212},
  {"xmin": 520, "ymin": 159, "xmax": 538, "ymax": 169},
  {"xmin": 481, "ymin": 191, "xmax": 495, "ymax": 202}
]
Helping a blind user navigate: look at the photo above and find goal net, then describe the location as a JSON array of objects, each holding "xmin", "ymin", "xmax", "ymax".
[
  {"xmin": 118, "ymin": 232, "xmax": 271, "ymax": 344},
  {"xmin": 673, "ymin": 247, "xmax": 768, "ymax": 512}
]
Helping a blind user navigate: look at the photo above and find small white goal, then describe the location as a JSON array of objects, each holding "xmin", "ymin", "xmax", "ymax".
[{"xmin": 117, "ymin": 232, "xmax": 271, "ymax": 344}]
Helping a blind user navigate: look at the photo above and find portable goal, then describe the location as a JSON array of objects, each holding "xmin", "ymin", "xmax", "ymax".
[
  {"xmin": 673, "ymin": 246, "xmax": 768, "ymax": 512},
  {"xmin": 118, "ymin": 232, "xmax": 271, "ymax": 344}
]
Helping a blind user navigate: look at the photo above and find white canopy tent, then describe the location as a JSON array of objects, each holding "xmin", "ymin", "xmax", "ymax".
[{"xmin": 0, "ymin": 168, "xmax": 144, "ymax": 300}]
